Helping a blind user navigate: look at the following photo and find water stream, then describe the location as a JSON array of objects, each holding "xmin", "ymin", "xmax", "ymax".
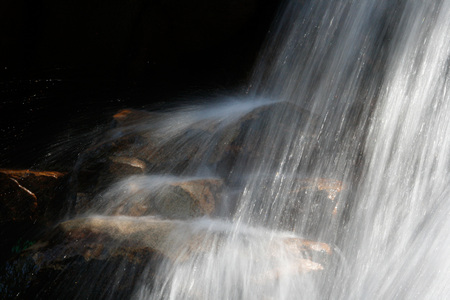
[
  {"xmin": 6, "ymin": 0, "xmax": 449, "ymax": 299},
  {"xmin": 135, "ymin": 0, "xmax": 450, "ymax": 299}
]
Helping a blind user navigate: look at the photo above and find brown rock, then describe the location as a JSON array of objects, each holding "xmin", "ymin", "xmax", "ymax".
[
  {"xmin": 111, "ymin": 102, "xmax": 318, "ymax": 176},
  {"xmin": 75, "ymin": 102, "xmax": 318, "ymax": 195},
  {"xmin": 113, "ymin": 109, "xmax": 163, "ymax": 127},
  {"xmin": 209, "ymin": 102, "xmax": 320, "ymax": 179},
  {"xmin": 49, "ymin": 216, "xmax": 179, "ymax": 263},
  {"xmin": 31, "ymin": 216, "xmax": 331, "ymax": 268},
  {"xmin": 108, "ymin": 178, "xmax": 223, "ymax": 219},
  {"xmin": 0, "ymin": 169, "xmax": 67, "ymax": 223},
  {"xmin": 293, "ymin": 178, "xmax": 345, "ymax": 214},
  {"xmin": 108, "ymin": 156, "xmax": 147, "ymax": 176},
  {"xmin": 5, "ymin": 215, "xmax": 331, "ymax": 298}
]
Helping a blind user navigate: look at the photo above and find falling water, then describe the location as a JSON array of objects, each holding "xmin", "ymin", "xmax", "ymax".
[
  {"xmin": 134, "ymin": 0, "xmax": 450, "ymax": 299},
  {"xmin": 6, "ymin": 0, "xmax": 449, "ymax": 299}
]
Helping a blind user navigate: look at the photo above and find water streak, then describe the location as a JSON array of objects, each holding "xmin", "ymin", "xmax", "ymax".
[{"xmin": 142, "ymin": 0, "xmax": 450, "ymax": 299}]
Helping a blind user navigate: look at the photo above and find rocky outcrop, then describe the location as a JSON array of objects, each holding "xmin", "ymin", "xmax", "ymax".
[
  {"xmin": 293, "ymin": 178, "xmax": 345, "ymax": 214},
  {"xmin": 21, "ymin": 215, "xmax": 332, "ymax": 275},
  {"xmin": 0, "ymin": 169, "xmax": 67, "ymax": 223},
  {"xmin": 0, "ymin": 169, "xmax": 68, "ymax": 267},
  {"xmin": 75, "ymin": 102, "xmax": 320, "ymax": 193},
  {"xmin": 0, "ymin": 103, "xmax": 348, "ymax": 297},
  {"xmin": 105, "ymin": 178, "xmax": 223, "ymax": 219}
]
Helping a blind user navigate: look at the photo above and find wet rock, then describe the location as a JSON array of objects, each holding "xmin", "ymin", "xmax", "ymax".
[
  {"xmin": 98, "ymin": 102, "xmax": 317, "ymax": 175},
  {"xmin": 209, "ymin": 101, "xmax": 321, "ymax": 179},
  {"xmin": 1, "ymin": 216, "xmax": 331, "ymax": 298},
  {"xmin": 108, "ymin": 156, "xmax": 148, "ymax": 176},
  {"xmin": 107, "ymin": 178, "xmax": 223, "ymax": 219},
  {"xmin": 0, "ymin": 247, "xmax": 152, "ymax": 299},
  {"xmin": 74, "ymin": 109, "xmax": 209, "ymax": 193},
  {"xmin": 74, "ymin": 102, "xmax": 319, "ymax": 197},
  {"xmin": 0, "ymin": 217, "xmax": 179, "ymax": 298},
  {"xmin": 41, "ymin": 216, "xmax": 180, "ymax": 264},
  {"xmin": 28, "ymin": 216, "xmax": 331, "ymax": 267},
  {"xmin": 0, "ymin": 169, "xmax": 67, "ymax": 223},
  {"xmin": 293, "ymin": 178, "xmax": 345, "ymax": 213},
  {"xmin": 276, "ymin": 178, "xmax": 346, "ymax": 235},
  {"xmin": 0, "ymin": 169, "xmax": 67, "ymax": 264},
  {"xmin": 74, "ymin": 153, "xmax": 148, "ymax": 195},
  {"xmin": 112, "ymin": 108, "xmax": 163, "ymax": 127},
  {"xmin": 77, "ymin": 156, "xmax": 147, "ymax": 195}
]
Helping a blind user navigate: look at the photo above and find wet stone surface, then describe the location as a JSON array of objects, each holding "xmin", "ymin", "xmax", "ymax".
[{"xmin": 0, "ymin": 104, "xmax": 346, "ymax": 298}]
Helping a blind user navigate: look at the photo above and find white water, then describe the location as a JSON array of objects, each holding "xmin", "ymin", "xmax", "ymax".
[{"xmin": 78, "ymin": 0, "xmax": 450, "ymax": 299}]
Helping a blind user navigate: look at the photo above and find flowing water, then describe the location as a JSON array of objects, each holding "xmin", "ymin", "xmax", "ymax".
[
  {"xmin": 134, "ymin": 0, "xmax": 450, "ymax": 299},
  {"xmin": 11, "ymin": 0, "xmax": 449, "ymax": 299}
]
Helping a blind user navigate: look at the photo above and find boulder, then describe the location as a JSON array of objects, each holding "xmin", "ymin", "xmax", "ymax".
[
  {"xmin": 99, "ymin": 177, "xmax": 223, "ymax": 220},
  {"xmin": 0, "ymin": 169, "xmax": 67, "ymax": 264},
  {"xmin": 293, "ymin": 178, "xmax": 345, "ymax": 214},
  {"xmin": 1, "ymin": 215, "xmax": 332, "ymax": 298},
  {"xmin": 0, "ymin": 169, "xmax": 67, "ymax": 223},
  {"xmin": 76, "ymin": 102, "xmax": 319, "ymax": 190},
  {"xmin": 274, "ymin": 178, "xmax": 346, "ymax": 236},
  {"xmin": 27, "ymin": 216, "xmax": 331, "ymax": 270},
  {"xmin": 208, "ymin": 101, "xmax": 321, "ymax": 180},
  {"xmin": 37, "ymin": 216, "xmax": 179, "ymax": 264},
  {"xmin": 73, "ymin": 108, "xmax": 212, "ymax": 194}
]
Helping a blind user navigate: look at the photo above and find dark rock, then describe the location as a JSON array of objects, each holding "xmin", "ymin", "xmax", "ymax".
[
  {"xmin": 1, "ymin": 215, "xmax": 332, "ymax": 298},
  {"xmin": 112, "ymin": 108, "xmax": 163, "ymax": 127},
  {"xmin": 292, "ymin": 178, "xmax": 345, "ymax": 213},
  {"xmin": 254, "ymin": 237, "xmax": 331, "ymax": 283},
  {"xmin": 0, "ymin": 169, "xmax": 67, "ymax": 223},
  {"xmin": 97, "ymin": 177, "xmax": 223, "ymax": 220},
  {"xmin": 108, "ymin": 156, "xmax": 147, "ymax": 176},
  {"xmin": 0, "ymin": 216, "xmax": 179, "ymax": 298},
  {"xmin": 42, "ymin": 216, "xmax": 180, "ymax": 263},
  {"xmin": 0, "ymin": 169, "xmax": 67, "ymax": 265},
  {"xmin": 0, "ymin": 249, "xmax": 153, "ymax": 299},
  {"xmin": 210, "ymin": 101, "xmax": 321, "ymax": 179},
  {"xmin": 29, "ymin": 216, "xmax": 331, "ymax": 266},
  {"xmin": 277, "ymin": 178, "xmax": 346, "ymax": 236},
  {"xmin": 77, "ymin": 102, "xmax": 318, "ymax": 184}
]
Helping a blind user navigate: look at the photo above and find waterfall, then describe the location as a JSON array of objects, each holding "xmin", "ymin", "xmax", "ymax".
[
  {"xmin": 140, "ymin": 0, "xmax": 450, "ymax": 299},
  {"xmin": 5, "ymin": 0, "xmax": 449, "ymax": 299}
]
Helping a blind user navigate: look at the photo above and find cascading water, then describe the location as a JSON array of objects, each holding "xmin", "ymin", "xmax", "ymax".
[
  {"xmin": 136, "ymin": 0, "xmax": 450, "ymax": 299},
  {"xmin": 4, "ymin": 0, "xmax": 449, "ymax": 299}
]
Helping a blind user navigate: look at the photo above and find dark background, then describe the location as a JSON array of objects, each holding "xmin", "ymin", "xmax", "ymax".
[{"xmin": 0, "ymin": 0, "xmax": 284, "ymax": 168}]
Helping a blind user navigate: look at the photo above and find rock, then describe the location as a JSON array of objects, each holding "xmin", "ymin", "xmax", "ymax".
[
  {"xmin": 77, "ymin": 156, "xmax": 147, "ymax": 196},
  {"xmin": 2, "ymin": 216, "xmax": 174, "ymax": 299},
  {"xmin": 103, "ymin": 177, "xmax": 223, "ymax": 219},
  {"xmin": 0, "ymin": 169, "xmax": 67, "ymax": 264},
  {"xmin": 73, "ymin": 108, "xmax": 211, "ymax": 193},
  {"xmin": 1, "ymin": 216, "xmax": 331, "ymax": 298},
  {"xmin": 271, "ymin": 177, "xmax": 346, "ymax": 236},
  {"xmin": 293, "ymin": 178, "xmax": 345, "ymax": 214},
  {"xmin": 73, "ymin": 153, "xmax": 148, "ymax": 195},
  {"xmin": 78, "ymin": 102, "xmax": 319, "ymax": 185},
  {"xmin": 112, "ymin": 108, "xmax": 163, "ymax": 127},
  {"xmin": 45, "ymin": 216, "xmax": 179, "ymax": 263},
  {"xmin": 108, "ymin": 156, "xmax": 148, "ymax": 176},
  {"xmin": 0, "ymin": 169, "xmax": 67, "ymax": 223},
  {"xmin": 26, "ymin": 216, "xmax": 331, "ymax": 267},
  {"xmin": 73, "ymin": 102, "xmax": 321, "ymax": 210},
  {"xmin": 209, "ymin": 101, "xmax": 321, "ymax": 180},
  {"xmin": 30, "ymin": 216, "xmax": 331, "ymax": 269}
]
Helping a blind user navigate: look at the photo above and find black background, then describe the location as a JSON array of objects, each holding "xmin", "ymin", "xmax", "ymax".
[{"xmin": 0, "ymin": 0, "xmax": 283, "ymax": 168}]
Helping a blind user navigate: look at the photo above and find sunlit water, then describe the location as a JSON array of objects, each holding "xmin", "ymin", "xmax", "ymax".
[{"xmin": 41, "ymin": 0, "xmax": 450, "ymax": 299}]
